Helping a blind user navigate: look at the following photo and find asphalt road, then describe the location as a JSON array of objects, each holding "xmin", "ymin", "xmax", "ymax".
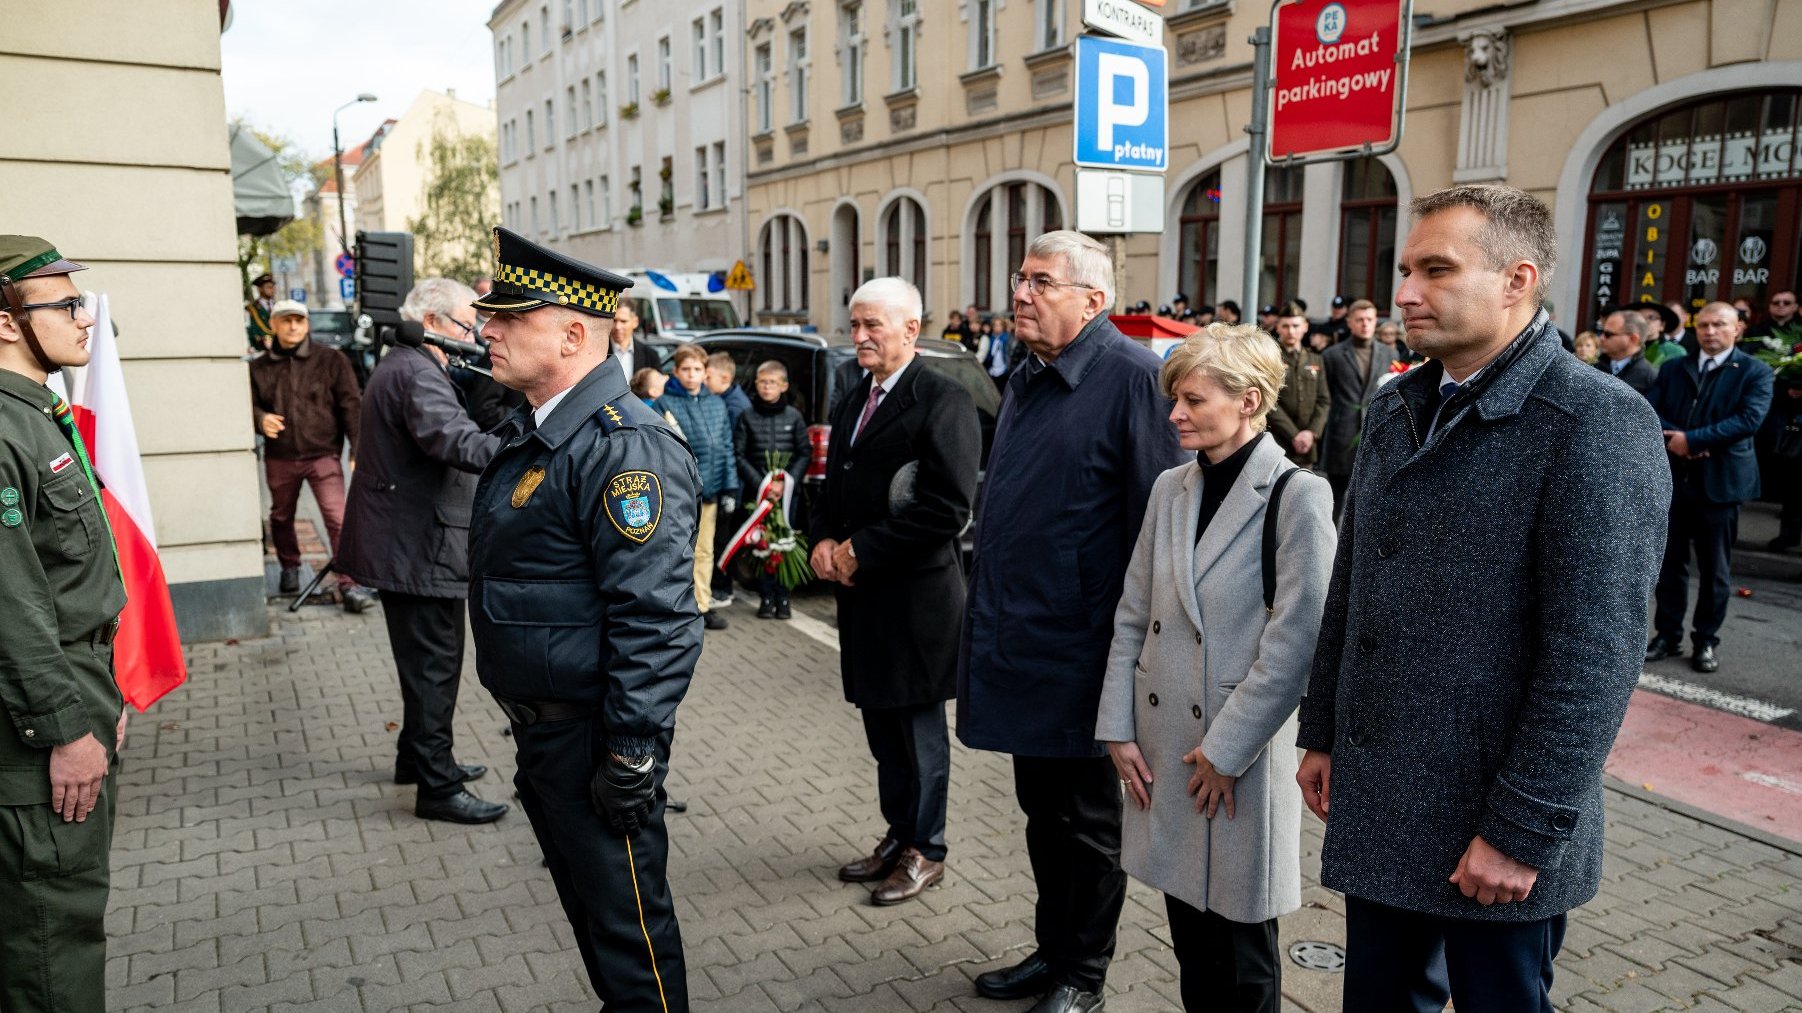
[{"xmin": 1642, "ymin": 567, "xmax": 1802, "ymax": 733}]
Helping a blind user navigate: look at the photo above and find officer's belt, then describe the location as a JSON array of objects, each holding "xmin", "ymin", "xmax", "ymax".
[
  {"xmin": 493, "ymin": 696, "xmax": 597, "ymax": 726},
  {"xmin": 69, "ymin": 617, "xmax": 120, "ymax": 647}
]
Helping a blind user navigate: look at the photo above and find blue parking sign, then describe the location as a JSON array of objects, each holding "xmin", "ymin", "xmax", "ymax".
[
  {"xmin": 1073, "ymin": 35, "xmax": 1168, "ymax": 171},
  {"xmin": 340, "ymin": 277, "xmax": 356, "ymax": 301}
]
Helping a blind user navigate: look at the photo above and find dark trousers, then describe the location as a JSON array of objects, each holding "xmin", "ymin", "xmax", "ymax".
[
  {"xmin": 1013, "ymin": 754, "xmax": 1127, "ymax": 993},
  {"xmin": 1342, "ymin": 896, "xmax": 1565, "ymax": 1013},
  {"xmin": 1166, "ymin": 896, "xmax": 1280, "ymax": 1013},
  {"xmin": 711, "ymin": 501, "xmax": 736, "ymax": 598},
  {"xmin": 0, "ymin": 772, "xmax": 116, "ymax": 1013},
  {"xmin": 265, "ymin": 453, "xmax": 353, "ymax": 588},
  {"xmin": 1327, "ymin": 473, "xmax": 1352, "ymax": 521},
  {"xmin": 861, "ymin": 703, "xmax": 950, "ymax": 861},
  {"xmin": 380, "ymin": 592, "xmax": 466, "ymax": 797},
  {"xmin": 1654, "ymin": 479, "xmax": 1740, "ymax": 647},
  {"xmin": 513, "ymin": 721, "xmax": 685, "ymax": 1013}
]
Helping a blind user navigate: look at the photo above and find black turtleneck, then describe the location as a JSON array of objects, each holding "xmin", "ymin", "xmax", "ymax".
[{"xmin": 1196, "ymin": 432, "xmax": 1265, "ymax": 543}]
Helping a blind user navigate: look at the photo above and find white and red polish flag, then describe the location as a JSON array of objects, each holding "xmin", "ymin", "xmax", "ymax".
[{"xmin": 57, "ymin": 293, "xmax": 188, "ymax": 711}]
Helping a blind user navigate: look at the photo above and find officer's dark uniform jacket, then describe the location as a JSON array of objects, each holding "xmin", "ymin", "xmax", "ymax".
[
  {"xmin": 468, "ymin": 360, "xmax": 702, "ymax": 758},
  {"xmin": 0, "ymin": 368, "xmax": 126, "ymax": 804}
]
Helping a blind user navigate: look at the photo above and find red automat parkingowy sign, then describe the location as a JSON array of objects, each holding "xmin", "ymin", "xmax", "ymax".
[{"xmin": 1269, "ymin": 0, "xmax": 1408, "ymax": 161}]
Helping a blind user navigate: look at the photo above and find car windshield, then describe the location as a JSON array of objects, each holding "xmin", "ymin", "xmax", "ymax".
[
  {"xmin": 310, "ymin": 311, "xmax": 354, "ymax": 333},
  {"xmin": 655, "ymin": 298, "xmax": 739, "ymax": 332}
]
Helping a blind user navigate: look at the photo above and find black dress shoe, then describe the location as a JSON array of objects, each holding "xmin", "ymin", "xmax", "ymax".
[
  {"xmin": 666, "ymin": 798, "xmax": 689, "ymax": 812},
  {"xmin": 1692, "ymin": 644, "xmax": 1719, "ymax": 673},
  {"xmin": 415, "ymin": 789, "xmax": 508, "ymax": 824},
  {"xmin": 703, "ymin": 611, "xmax": 729, "ymax": 630},
  {"xmin": 975, "ymin": 952, "xmax": 1051, "ymax": 1000},
  {"xmin": 1645, "ymin": 636, "xmax": 1682, "ymax": 663},
  {"xmin": 278, "ymin": 567, "xmax": 300, "ymax": 594},
  {"xmin": 756, "ymin": 599, "xmax": 775, "ymax": 619},
  {"xmin": 395, "ymin": 763, "xmax": 487, "ymax": 786},
  {"xmin": 1026, "ymin": 984, "xmax": 1104, "ymax": 1013}
]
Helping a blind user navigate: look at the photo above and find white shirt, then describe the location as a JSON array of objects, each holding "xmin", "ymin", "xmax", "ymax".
[
  {"xmin": 851, "ymin": 357, "xmax": 914, "ymax": 442},
  {"xmin": 533, "ymin": 386, "xmax": 575, "ymax": 429},
  {"xmin": 1697, "ymin": 349, "xmax": 1730, "ymax": 374},
  {"xmin": 614, "ymin": 339, "xmax": 635, "ymax": 385}
]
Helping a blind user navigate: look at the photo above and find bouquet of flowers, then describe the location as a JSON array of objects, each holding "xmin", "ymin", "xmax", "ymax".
[
  {"xmin": 1746, "ymin": 339, "xmax": 1802, "ymax": 382},
  {"xmin": 720, "ymin": 451, "xmax": 815, "ymax": 590}
]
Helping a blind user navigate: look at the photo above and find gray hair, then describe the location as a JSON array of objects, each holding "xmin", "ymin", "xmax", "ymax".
[
  {"xmin": 849, "ymin": 277, "xmax": 923, "ymax": 326},
  {"xmin": 1026, "ymin": 230, "xmax": 1114, "ymax": 307},
  {"xmin": 1609, "ymin": 308, "xmax": 1649, "ymax": 342},
  {"xmin": 400, "ymin": 277, "xmax": 478, "ymax": 324},
  {"xmin": 1410, "ymin": 184, "xmax": 1557, "ymax": 303}
]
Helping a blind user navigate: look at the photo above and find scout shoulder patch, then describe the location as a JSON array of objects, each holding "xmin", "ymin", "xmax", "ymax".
[
  {"xmin": 1, "ymin": 507, "xmax": 20, "ymax": 528},
  {"xmin": 511, "ymin": 465, "xmax": 547, "ymax": 508},
  {"xmin": 604, "ymin": 470, "xmax": 662, "ymax": 543},
  {"xmin": 50, "ymin": 452, "xmax": 74, "ymax": 474},
  {"xmin": 0, "ymin": 487, "xmax": 18, "ymax": 507}
]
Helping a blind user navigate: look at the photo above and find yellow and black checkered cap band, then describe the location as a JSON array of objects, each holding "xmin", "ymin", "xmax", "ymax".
[{"xmin": 492, "ymin": 263, "xmax": 621, "ymax": 316}]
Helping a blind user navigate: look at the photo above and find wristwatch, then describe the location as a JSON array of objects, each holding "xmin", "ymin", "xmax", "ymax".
[{"xmin": 611, "ymin": 753, "xmax": 655, "ymax": 773}]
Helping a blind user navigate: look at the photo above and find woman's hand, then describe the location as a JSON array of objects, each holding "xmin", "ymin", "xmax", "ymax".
[
  {"xmin": 1183, "ymin": 746, "xmax": 1236, "ymax": 819},
  {"xmin": 1106, "ymin": 741, "xmax": 1154, "ymax": 811}
]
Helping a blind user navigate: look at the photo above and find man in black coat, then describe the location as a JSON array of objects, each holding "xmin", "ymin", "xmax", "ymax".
[
  {"xmin": 610, "ymin": 300, "xmax": 663, "ymax": 385},
  {"xmin": 1645, "ymin": 302, "xmax": 1774, "ymax": 673},
  {"xmin": 1320, "ymin": 298, "xmax": 1396, "ymax": 515},
  {"xmin": 1595, "ymin": 307, "xmax": 1658, "ymax": 397},
  {"xmin": 1297, "ymin": 186, "xmax": 1669, "ymax": 1012},
  {"xmin": 338, "ymin": 279, "xmax": 508, "ymax": 824},
  {"xmin": 810, "ymin": 277, "xmax": 980, "ymax": 906}
]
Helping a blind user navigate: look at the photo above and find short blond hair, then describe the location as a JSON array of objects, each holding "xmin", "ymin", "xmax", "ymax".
[{"xmin": 1158, "ymin": 323, "xmax": 1286, "ymax": 434}]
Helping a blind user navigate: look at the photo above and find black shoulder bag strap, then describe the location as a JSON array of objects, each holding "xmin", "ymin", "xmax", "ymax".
[{"xmin": 1263, "ymin": 466, "xmax": 1301, "ymax": 616}]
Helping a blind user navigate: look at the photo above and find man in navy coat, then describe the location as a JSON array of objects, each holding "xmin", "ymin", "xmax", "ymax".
[
  {"xmin": 1645, "ymin": 302, "xmax": 1774, "ymax": 673},
  {"xmin": 958, "ymin": 231, "xmax": 1185, "ymax": 1013}
]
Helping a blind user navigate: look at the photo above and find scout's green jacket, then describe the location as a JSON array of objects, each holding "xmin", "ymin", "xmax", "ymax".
[{"xmin": 0, "ymin": 367, "xmax": 125, "ymax": 804}]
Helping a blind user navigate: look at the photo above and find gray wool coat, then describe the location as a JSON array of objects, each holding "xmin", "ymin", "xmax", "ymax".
[
  {"xmin": 1296, "ymin": 314, "xmax": 1671, "ymax": 922},
  {"xmin": 1097, "ymin": 435, "xmax": 1336, "ymax": 923}
]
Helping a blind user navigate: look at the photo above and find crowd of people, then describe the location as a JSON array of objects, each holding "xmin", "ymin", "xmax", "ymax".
[{"xmin": 4, "ymin": 177, "xmax": 1800, "ymax": 1013}]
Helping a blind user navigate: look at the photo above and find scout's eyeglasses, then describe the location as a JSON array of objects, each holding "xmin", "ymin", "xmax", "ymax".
[
  {"xmin": 1009, "ymin": 273, "xmax": 1097, "ymax": 297},
  {"xmin": 12, "ymin": 295, "xmax": 86, "ymax": 321}
]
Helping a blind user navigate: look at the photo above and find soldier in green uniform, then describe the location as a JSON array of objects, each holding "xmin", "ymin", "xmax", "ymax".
[{"xmin": 0, "ymin": 235, "xmax": 129, "ymax": 1013}]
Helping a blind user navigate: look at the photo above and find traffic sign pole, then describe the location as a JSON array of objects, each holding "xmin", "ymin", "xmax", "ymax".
[{"xmin": 1242, "ymin": 23, "xmax": 1273, "ymax": 317}]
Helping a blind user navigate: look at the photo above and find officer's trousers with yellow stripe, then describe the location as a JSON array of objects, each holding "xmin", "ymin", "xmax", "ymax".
[
  {"xmin": 0, "ymin": 769, "xmax": 116, "ymax": 1013},
  {"xmin": 514, "ymin": 720, "xmax": 686, "ymax": 1013}
]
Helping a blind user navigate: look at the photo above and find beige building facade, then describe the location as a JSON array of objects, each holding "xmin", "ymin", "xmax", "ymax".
[
  {"xmin": 745, "ymin": 0, "xmax": 1802, "ymax": 335},
  {"xmin": 352, "ymin": 90, "xmax": 498, "ymax": 257},
  {"xmin": 0, "ymin": 0, "xmax": 268, "ymax": 639}
]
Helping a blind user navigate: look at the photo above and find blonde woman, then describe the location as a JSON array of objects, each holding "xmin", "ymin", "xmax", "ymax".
[{"xmin": 1096, "ymin": 324, "xmax": 1336, "ymax": 1012}]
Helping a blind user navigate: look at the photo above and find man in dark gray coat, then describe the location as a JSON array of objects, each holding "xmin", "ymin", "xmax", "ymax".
[
  {"xmin": 339, "ymin": 278, "xmax": 507, "ymax": 825},
  {"xmin": 1320, "ymin": 298, "xmax": 1395, "ymax": 515},
  {"xmin": 1295, "ymin": 186, "xmax": 1670, "ymax": 1012}
]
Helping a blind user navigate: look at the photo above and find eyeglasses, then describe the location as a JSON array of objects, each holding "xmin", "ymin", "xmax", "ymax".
[
  {"xmin": 1599, "ymin": 329, "xmax": 1630, "ymax": 339},
  {"xmin": 1008, "ymin": 272, "xmax": 1096, "ymax": 297},
  {"xmin": 443, "ymin": 315, "xmax": 480, "ymax": 340},
  {"xmin": 1772, "ymin": 297, "xmax": 1798, "ymax": 307},
  {"xmin": 11, "ymin": 295, "xmax": 85, "ymax": 321}
]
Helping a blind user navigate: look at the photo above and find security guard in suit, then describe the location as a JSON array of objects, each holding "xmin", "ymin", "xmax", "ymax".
[
  {"xmin": 469, "ymin": 227, "xmax": 701, "ymax": 1012},
  {"xmin": 0, "ymin": 236, "xmax": 129, "ymax": 1012}
]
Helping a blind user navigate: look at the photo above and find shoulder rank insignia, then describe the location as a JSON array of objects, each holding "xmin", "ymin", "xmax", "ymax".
[
  {"xmin": 604, "ymin": 470, "xmax": 662, "ymax": 543},
  {"xmin": 596, "ymin": 402, "xmax": 635, "ymax": 436},
  {"xmin": 511, "ymin": 465, "xmax": 547, "ymax": 508}
]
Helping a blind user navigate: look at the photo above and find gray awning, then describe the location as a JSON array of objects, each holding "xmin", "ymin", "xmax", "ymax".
[{"xmin": 230, "ymin": 122, "xmax": 295, "ymax": 237}]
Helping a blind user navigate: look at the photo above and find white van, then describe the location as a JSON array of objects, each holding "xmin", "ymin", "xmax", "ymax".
[{"xmin": 620, "ymin": 269, "xmax": 742, "ymax": 339}]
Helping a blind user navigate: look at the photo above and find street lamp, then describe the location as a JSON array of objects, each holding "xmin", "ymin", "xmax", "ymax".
[{"xmin": 331, "ymin": 93, "xmax": 378, "ymax": 257}]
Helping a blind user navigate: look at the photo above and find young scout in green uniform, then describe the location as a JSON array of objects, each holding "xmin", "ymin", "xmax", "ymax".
[
  {"xmin": 0, "ymin": 236, "xmax": 129, "ymax": 1013},
  {"xmin": 469, "ymin": 228, "xmax": 701, "ymax": 1011}
]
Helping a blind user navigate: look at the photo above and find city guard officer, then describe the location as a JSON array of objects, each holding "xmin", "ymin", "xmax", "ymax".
[
  {"xmin": 0, "ymin": 236, "xmax": 129, "ymax": 1012},
  {"xmin": 468, "ymin": 227, "xmax": 701, "ymax": 1012}
]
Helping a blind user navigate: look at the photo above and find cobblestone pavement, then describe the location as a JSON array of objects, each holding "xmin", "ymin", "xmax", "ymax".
[{"xmin": 104, "ymin": 593, "xmax": 1802, "ymax": 1012}]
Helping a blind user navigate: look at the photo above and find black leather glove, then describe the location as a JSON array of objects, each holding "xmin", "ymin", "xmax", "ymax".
[{"xmin": 591, "ymin": 753, "xmax": 656, "ymax": 838}]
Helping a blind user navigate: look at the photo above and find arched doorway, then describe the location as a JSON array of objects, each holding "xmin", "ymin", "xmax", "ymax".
[
  {"xmin": 1581, "ymin": 89, "xmax": 1801, "ymax": 328},
  {"xmin": 830, "ymin": 202, "xmax": 860, "ymax": 334},
  {"xmin": 1337, "ymin": 158, "xmax": 1399, "ymax": 313},
  {"xmin": 968, "ymin": 179, "xmax": 1063, "ymax": 313},
  {"xmin": 1177, "ymin": 171, "xmax": 1222, "ymax": 307}
]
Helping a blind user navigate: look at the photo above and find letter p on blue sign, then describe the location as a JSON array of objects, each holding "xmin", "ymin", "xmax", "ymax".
[{"xmin": 1074, "ymin": 35, "xmax": 1168, "ymax": 171}]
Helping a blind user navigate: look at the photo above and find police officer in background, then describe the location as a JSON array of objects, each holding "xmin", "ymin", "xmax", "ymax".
[
  {"xmin": 468, "ymin": 227, "xmax": 701, "ymax": 1011},
  {"xmin": 337, "ymin": 277, "xmax": 508, "ymax": 825},
  {"xmin": 0, "ymin": 236, "xmax": 128, "ymax": 1011}
]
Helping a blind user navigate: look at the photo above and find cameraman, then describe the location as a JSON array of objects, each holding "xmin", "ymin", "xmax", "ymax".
[{"xmin": 338, "ymin": 278, "xmax": 509, "ymax": 824}]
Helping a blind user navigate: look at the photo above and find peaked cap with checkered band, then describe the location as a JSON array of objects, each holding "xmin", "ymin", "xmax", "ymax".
[{"xmin": 472, "ymin": 226, "xmax": 632, "ymax": 318}]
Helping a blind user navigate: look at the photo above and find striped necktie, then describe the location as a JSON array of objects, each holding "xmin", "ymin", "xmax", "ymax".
[{"xmin": 50, "ymin": 396, "xmax": 120, "ymax": 568}]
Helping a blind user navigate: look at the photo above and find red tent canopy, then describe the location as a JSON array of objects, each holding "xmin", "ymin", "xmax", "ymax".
[{"xmin": 1110, "ymin": 314, "xmax": 1200, "ymax": 340}]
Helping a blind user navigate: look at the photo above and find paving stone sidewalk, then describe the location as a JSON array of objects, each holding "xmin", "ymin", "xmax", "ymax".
[{"xmin": 104, "ymin": 594, "xmax": 1802, "ymax": 1012}]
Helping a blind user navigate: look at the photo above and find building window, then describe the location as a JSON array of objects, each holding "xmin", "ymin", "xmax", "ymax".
[
  {"xmin": 540, "ymin": 5, "xmax": 551, "ymax": 52},
  {"xmin": 659, "ymin": 155, "xmax": 674, "ymax": 216},
  {"xmin": 788, "ymin": 27, "xmax": 809, "ymax": 123},
  {"xmin": 881, "ymin": 196, "xmax": 928, "ymax": 298},
  {"xmin": 1034, "ymin": 0, "xmax": 1062, "ymax": 50},
  {"xmin": 755, "ymin": 43, "xmax": 774, "ymax": 133},
  {"xmin": 969, "ymin": 180, "xmax": 1064, "ymax": 312},
  {"xmin": 710, "ymin": 9, "xmax": 725, "ymax": 79},
  {"xmin": 840, "ymin": 2, "xmax": 865, "ymax": 107},
  {"xmin": 568, "ymin": 183, "xmax": 580, "ymax": 229},
  {"xmin": 1259, "ymin": 166, "xmax": 1305, "ymax": 308},
  {"xmin": 526, "ymin": 109, "xmax": 537, "ymax": 152},
  {"xmin": 578, "ymin": 0, "xmax": 588, "ymax": 22},
  {"xmin": 597, "ymin": 72, "xmax": 609, "ymax": 125},
  {"xmin": 712, "ymin": 141, "xmax": 727, "ymax": 209},
  {"xmin": 530, "ymin": 195, "xmax": 540, "ymax": 235},
  {"xmin": 693, "ymin": 17, "xmax": 710, "ymax": 80},
  {"xmin": 758, "ymin": 214, "xmax": 811, "ymax": 314},
  {"xmin": 549, "ymin": 190, "xmax": 560, "ymax": 235},
  {"xmin": 627, "ymin": 54, "xmax": 640, "ymax": 104},
  {"xmin": 970, "ymin": 0, "xmax": 997, "ymax": 70},
  {"xmin": 544, "ymin": 99, "xmax": 555, "ymax": 148},
  {"xmin": 521, "ymin": 19, "xmax": 530, "ymax": 60},
  {"xmin": 566, "ymin": 86, "xmax": 578, "ymax": 136},
  {"xmin": 581, "ymin": 79, "xmax": 593, "ymax": 129},
  {"xmin": 695, "ymin": 145, "xmax": 712, "ymax": 211},
  {"xmin": 562, "ymin": 0, "xmax": 574, "ymax": 34},
  {"xmin": 585, "ymin": 179, "xmax": 597, "ymax": 228},
  {"xmin": 497, "ymin": 39, "xmax": 509, "ymax": 77},
  {"xmin": 599, "ymin": 174, "xmax": 612, "ymax": 224},
  {"xmin": 657, "ymin": 36, "xmax": 672, "ymax": 92},
  {"xmin": 1583, "ymin": 88, "xmax": 1802, "ymax": 326},
  {"xmin": 893, "ymin": 0, "xmax": 919, "ymax": 91},
  {"xmin": 1338, "ymin": 158, "xmax": 1399, "ymax": 313},
  {"xmin": 1178, "ymin": 171, "xmax": 1223, "ymax": 308}
]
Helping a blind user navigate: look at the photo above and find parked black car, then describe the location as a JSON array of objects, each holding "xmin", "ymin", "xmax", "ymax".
[{"xmin": 691, "ymin": 329, "xmax": 1002, "ymax": 549}]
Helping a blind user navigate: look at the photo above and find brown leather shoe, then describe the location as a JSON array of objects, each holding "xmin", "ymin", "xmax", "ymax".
[
  {"xmin": 838, "ymin": 836, "xmax": 903, "ymax": 882},
  {"xmin": 872, "ymin": 848, "xmax": 943, "ymax": 905}
]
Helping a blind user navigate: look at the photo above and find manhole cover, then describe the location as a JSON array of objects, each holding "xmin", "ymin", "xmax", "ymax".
[{"xmin": 1288, "ymin": 940, "xmax": 1346, "ymax": 972}]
